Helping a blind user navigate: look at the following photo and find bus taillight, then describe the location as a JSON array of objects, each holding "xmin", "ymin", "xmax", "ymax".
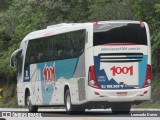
[
  {"xmin": 143, "ymin": 64, "xmax": 151, "ymax": 88},
  {"xmin": 93, "ymin": 22, "xmax": 98, "ymax": 26},
  {"xmin": 88, "ymin": 66, "xmax": 100, "ymax": 89},
  {"xmin": 140, "ymin": 21, "xmax": 144, "ymax": 25}
]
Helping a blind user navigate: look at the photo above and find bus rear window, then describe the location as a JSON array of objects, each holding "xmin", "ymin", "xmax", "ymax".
[{"xmin": 93, "ymin": 23, "xmax": 147, "ymax": 46}]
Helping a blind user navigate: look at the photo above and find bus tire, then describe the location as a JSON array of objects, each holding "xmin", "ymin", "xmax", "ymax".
[
  {"xmin": 65, "ymin": 89, "xmax": 75, "ymax": 114},
  {"xmin": 65, "ymin": 89, "xmax": 85, "ymax": 114},
  {"xmin": 26, "ymin": 92, "xmax": 38, "ymax": 112},
  {"xmin": 111, "ymin": 103, "xmax": 131, "ymax": 114}
]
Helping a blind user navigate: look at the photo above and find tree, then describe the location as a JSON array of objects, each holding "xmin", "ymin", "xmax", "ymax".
[{"xmin": 88, "ymin": 0, "xmax": 134, "ymax": 21}]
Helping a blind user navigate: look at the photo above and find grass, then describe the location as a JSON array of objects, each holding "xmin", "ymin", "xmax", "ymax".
[
  {"xmin": 0, "ymin": 83, "xmax": 18, "ymax": 108},
  {"xmin": 133, "ymin": 101, "xmax": 160, "ymax": 108}
]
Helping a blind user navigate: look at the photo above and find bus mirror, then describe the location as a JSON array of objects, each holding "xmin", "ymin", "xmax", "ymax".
[
  {"xmin": 10, "ymin": 49, "xmax": 22, "ymax": 68},
  {"xmin": 10, "ymin": 57, "xmax": 15, "ymax": 67}
]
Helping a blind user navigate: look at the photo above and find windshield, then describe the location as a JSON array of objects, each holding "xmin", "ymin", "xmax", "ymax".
[{"xmin": 93, "ymin": 23, "xmax": 147, "ymax": 46}]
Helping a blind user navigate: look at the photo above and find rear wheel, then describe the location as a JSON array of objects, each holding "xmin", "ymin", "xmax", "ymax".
[
  {"xmin": 65, "ymin": 89, "xmax": 75, "ymax": 114},
  {"xmin": 65, "ymin": 89, "xmax": 85, "ymax": 114},
  {"xmin": 111, "ymin": 103, "xmax": 131, "ymax": 114},
  {"xmin": 26, "ymin": 92, "xmax": 38, "ymax": 112}
]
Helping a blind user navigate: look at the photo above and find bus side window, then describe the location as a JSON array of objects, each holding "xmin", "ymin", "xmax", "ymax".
[
  {"xmin": 69, "ymin": 49, "xmax": 75, "ymax": 57},
  {"xmin": 38, "ymin": 53, "xmax": 43, "ymax": 62},
  {"xmin": 30, "ymin": 56, "xmax": 35, "ymax": 64}
]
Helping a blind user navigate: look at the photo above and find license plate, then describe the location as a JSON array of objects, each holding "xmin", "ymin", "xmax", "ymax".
[{"xmin": 116, "ymin": 92, "xmax": 127, "ymax": 96}]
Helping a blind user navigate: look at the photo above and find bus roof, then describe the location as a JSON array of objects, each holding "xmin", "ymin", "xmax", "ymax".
[
  {"xmin": 22, "ymin": 23, "xmax": 87, "ymax": 42},
  {"xmin": 22, "ymin": 20, "xmax": 143, "ymax": 43}
]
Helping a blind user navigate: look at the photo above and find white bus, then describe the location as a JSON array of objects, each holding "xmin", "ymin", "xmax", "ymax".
[{"xmin": 10, "ymin": 21, "xmax": 151, "ymax": 114}]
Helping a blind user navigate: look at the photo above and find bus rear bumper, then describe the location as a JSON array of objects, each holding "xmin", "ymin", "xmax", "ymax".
[{"xmin": 86, "ymin": 86, "xmax": 151, "ymax": 103}]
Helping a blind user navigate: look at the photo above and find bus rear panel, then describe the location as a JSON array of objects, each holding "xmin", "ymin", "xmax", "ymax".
[{"xmin": 87, "ymin": 21, "xmax": 151, "ymax": 103}]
